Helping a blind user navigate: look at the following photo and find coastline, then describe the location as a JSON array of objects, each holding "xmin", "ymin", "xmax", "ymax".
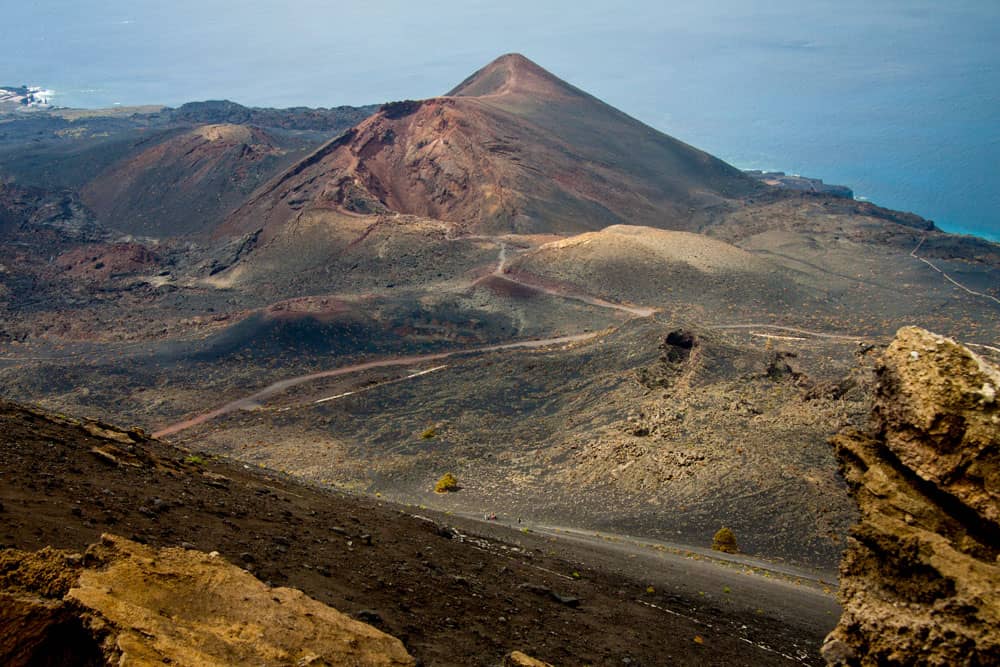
[{"xmin": 742, "ymin": 168, "xmax": 999, "ymax": 244}]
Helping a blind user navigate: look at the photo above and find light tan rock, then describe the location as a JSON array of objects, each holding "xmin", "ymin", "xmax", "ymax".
[
  {"xmin": 823, "ymin": 327, "xmax": 999, "ymax": 666},
  {"xmin": 504, "ymin": 650, "xmax": 555, "ymax": 667},
  {"xmin": 82, "ymin": 420, "xmax": 139, "ymax": 444},
  {"xmin": 1, "ymin": 535, "xmax": 415, "ymax": 667},
  {"xmin": 876, "ymin": 326, "xmax": 999, "ymax": 523}
]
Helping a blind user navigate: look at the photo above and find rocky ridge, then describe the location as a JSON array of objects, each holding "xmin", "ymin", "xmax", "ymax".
[{"xmin": 823, "ymin": 327, "xmax": 999, "ymax": 665}]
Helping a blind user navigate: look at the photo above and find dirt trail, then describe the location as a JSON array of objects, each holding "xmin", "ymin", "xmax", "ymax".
[
  {"xmin": 438, "ymin": 511, "xmax": 839, "ymax": 665},
  {"xmin": 529, "ymin": 524, "xmax": 838, "ymax": 586},
  {"xmin": 311, "ymin": 365, "xmax": 449, "ymax": 405},
  {"xmin": 496, "ymin": 270, "xmax": 658, "ymax": 317},
  {"xmin": 910, "ymin": 236, "xmax": 1000, "ymax": 305},
  {"xmin": 707, "ymin": 324, "xmax": 871, "ymax": 342},
  {"xmin": 154, "ymin": 237, "xmax": 662, "ymax": 439},
  {"xmin": 153, "ymin": 333, "xmax": 600, "ymax": 438},
  {"xmin": 481, "ymin": 240, "xmax": 658, "ymax": 317}
]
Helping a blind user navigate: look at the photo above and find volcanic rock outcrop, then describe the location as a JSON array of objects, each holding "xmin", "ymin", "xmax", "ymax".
[
  {"xmin": 0, "ymin": 181, "xmax": 104, "ymax": 241},
  {"xmin": 823, "ymin": 327, "xmax": 999, "ymax": 666},
  {"xmin": 0, "ymin": 534, "xmax": 415, "ymax": 667}
]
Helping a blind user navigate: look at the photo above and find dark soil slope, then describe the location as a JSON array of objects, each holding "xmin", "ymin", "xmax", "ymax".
[
  {"xmin": 0, "ymin": 399, "xmax": 829, "ymax": 665},
  {"xmin": 80, "ymin": 125, "xmax": 300, "ymax": 237}
]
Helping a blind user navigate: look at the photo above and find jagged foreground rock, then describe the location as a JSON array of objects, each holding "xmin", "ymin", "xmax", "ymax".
[
  {"xmin": 0, "ymin": 534, "xmax": 414, "ymax": 666},
  {"xmin": 823, "ymin": 327, "xmax": 999, "ymax": 666},
  {"xmin": 503, "ymin": 651, "xmax": 554, "ymax": 667}
]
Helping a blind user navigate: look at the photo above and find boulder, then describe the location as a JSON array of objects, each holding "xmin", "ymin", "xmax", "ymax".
[
  {"xmin": 823, "ymin": 327, "xmax": 998, "ymax": 666},
  {"xmin": 504, "ymin": 650, "xmax": 554, "ymax": 667},
  {"xmin": 0, "ymin": 535, "xmax": 415, "ymax": 666}
]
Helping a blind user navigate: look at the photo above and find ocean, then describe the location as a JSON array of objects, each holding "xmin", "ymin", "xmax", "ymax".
[{"xmin": 2, "ymin": 0, "xmax": 998, "ymax": 240}]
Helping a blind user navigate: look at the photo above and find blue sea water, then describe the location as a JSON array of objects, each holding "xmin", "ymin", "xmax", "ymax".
[{"xmin": 2, "ymin": 1, "xmax": 998, "ymax": 240}]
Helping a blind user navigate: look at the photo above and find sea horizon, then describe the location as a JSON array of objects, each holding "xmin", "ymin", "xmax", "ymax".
[{"xmin": 2, "ymin": 1, "xmax": 997, "ymax": 241}]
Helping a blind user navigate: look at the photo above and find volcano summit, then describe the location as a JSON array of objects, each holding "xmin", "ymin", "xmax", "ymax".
[{"xmin": 223, "ymin": 54, "xmax": 759, "ymax": 238}]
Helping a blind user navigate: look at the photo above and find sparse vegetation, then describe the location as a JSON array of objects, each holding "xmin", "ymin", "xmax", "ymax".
[
  {"xmin": 434, "ymin": 473, "xmax": 459, "ymax": 493},
  {"xmin": 184, "ymin": 454, "xmax": 205, "ymax": 465},
  {"xmin": 420, "ymin": 426, "xmax": 437, "ymax": 440},
  {"xmin": 712, "ymin": 527, "xmax": 739, "ymax": 554}
]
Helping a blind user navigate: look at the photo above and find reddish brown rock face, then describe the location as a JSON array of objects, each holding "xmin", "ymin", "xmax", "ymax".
[
  {"xmin": 56, "ymin": 243, "xmax": 159, "ymax": 282},
  {"xmin": 824, "ymin": 327, "xmax": 999, "ymax": 666},
  {"xmin": 221, "ymin": 54, "xmax": 758, "ymax": 239}
]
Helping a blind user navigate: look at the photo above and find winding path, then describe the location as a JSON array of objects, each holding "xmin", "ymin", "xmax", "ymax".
[
  {"xmin": 152, "ymin": 333, "xmax": 600, "ymax": 438},
  {"xmin": 910, "ymin": 236, "xmax": 1000, "ymax": 306},
  {"xmin": 707, "ymin": 324, "xmax": 871, "ymax": 342},
  {"xmin": 154, "ymin": 234, "xmax": 997, "ymax": 440},
  {"xmin": 481, "ymin": 240, "xmax": 657, "ymax": 317},
  {"xmin": 153, "ymin": 319, "xmax": 865, "ymax": 440},
  {"xmin": 155, "ymin": 239, "xmax": 659, "ymax": 439}
]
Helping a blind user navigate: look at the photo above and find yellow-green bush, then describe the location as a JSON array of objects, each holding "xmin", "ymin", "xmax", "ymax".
[
  {"xmin": 434, "ymin": 473, "xmax": 459, "ymax": 493},
  {"xmin": 711, "ymin": 527, "xmax": 738, "ymax": 554}
]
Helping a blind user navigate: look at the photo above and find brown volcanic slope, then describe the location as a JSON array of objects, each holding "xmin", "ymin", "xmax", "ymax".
[
  {"xmin": 222, "ymin": 53, "xmax": 759, "ymax": 238},
  {"xmin": 0, "ymin": 399, "xmax": 835, "ymax": 666},
  {"xmin": 504, "ymin": 224, "xmax": 803, "ymax": 307},
  {"xmin": 81, "ymin": 124, "xmax": 297, "ymax": 237}
]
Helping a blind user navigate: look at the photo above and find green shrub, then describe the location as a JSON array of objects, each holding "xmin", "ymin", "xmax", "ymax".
[
  {"xmin": 711, "ymin": 527, "xmax": 738, "ymax": 554},
  {"xmin": 434, "ymin": 473, "xmax": 459, "ymax": 493},
  {"xmin": 420, "ymin": 426, "xmax": 437, "ymax": 440}
]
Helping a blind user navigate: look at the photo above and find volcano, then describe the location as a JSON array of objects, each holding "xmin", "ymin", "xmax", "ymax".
[
  {"xmin": 221, "ymin": 54, "xmax": 759, "ymax": 237},
  {"xmin": 80, "ymin": 124, "xmax": 291, "ymax": 237}
]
